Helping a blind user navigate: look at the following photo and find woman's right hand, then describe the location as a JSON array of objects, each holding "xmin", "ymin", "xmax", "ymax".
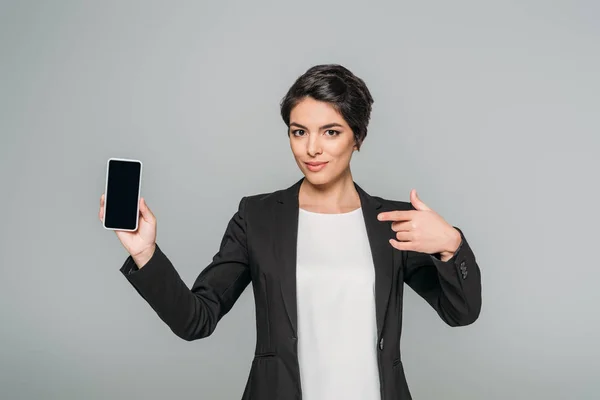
[{"xmin": 99, "ymin": 194, "xmax": 157, "ymax": 268}]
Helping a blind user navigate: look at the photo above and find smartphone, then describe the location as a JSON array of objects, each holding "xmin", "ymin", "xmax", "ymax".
[{"xmin": 103, "ymin": 158, "xmax": 143, "ymax": 231}]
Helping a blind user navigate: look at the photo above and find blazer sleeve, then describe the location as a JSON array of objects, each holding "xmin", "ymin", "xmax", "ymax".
[
  {"xmin": 403, "ymin": 226, "xmax": 482, "ymax": 326},
  {"xmin": 119, "ymin": 197, "xmax": 252, "ymax": 340}
]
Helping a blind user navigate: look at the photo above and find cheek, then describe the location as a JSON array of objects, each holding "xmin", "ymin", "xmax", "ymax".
[
  {"xmin": 327, "ymin": 142, "xmax": 354, "ymax": 160},
  {"xmin": 289, "ymin": 141, "xmax": 301, "ymax": 157}
]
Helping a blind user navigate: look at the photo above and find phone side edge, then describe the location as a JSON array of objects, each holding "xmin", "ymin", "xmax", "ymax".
[
  {"xmin": 134, "ymin": 160, "xmax": 143, "ymax": 231},
  {"xmin": 102, "ymin": 158, "xmax": 111, "ymax": 230}
]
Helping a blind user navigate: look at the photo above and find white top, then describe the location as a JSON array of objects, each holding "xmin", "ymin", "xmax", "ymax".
[{"xmin": 296, "ymin": 207, "xmax": 381, "ymax": 400}]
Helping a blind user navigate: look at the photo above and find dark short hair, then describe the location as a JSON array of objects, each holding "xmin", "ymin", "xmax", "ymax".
[{"xmin": 280, "ymin": 64, "xmax": 374, "ymax": 150}]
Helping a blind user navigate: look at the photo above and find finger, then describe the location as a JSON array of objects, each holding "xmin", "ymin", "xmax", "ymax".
[
  {"xmin": 99, "ymin": 195, "xmax": 104, "ymax": 221},
  {"xmin": 410, "ymin": 189, "xmax": 431, "ymax": 211},
  {"xmin": 139, "ymin": 198, "xmax": 155, "ymax": 223},
  {"xmin": 389, "ymin": 238, "xmax": 415, "ymax": 251},
  {"xmin": 391, "ymin": 221, "xmax": 412, "ymax": 232},
  {"xmin": 378, "ymin": 210, "xmax": 414, "ymax": 222},
  {"xmin": 394, "ymin": 231, "xmax": 413, "ymax": 242}
]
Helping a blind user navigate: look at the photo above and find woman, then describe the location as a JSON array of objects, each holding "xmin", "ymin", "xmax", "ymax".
[{"xmin": 99, "ymin": 64, "xmax": 482, "ymax": 400}]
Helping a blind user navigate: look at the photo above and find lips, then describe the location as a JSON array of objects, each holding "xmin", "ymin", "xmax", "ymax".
[{"xmin": 304, "ymin": 161, "xmax": 328, "ymax": 172}]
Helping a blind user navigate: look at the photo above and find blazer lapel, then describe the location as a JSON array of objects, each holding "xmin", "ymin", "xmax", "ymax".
[
  {"xmin": 355, "ymin": 182, "xmax": 394, "ymax": 337},
  {"xmin": 276, "ymin": 178, "xmax": 302, "ymax": 336},
  {"xmin": 276, "ymin": 177, "xmax": 394, "ymax": 338}
]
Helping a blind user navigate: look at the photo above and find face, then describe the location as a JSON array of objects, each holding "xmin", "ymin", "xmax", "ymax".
[{"xmin": 288, "ymin": 97, "xmax": 358, "ymax": 187}]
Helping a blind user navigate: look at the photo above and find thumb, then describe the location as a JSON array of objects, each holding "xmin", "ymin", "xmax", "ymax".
[
  {"xmin": 139, "ymin": 198, "xmax": 155, "ymax": 223},
  {"xmin": 410, "ymin": 189, "xmax": 431, "ymax": 211}
]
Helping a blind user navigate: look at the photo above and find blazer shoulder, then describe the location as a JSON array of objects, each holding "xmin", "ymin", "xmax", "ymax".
[
  {"xmin": 236, "ymin": 187, "xmax": 284, "ymax": 217},
  {"xmin": 242, "ymin": 188, "xmax": 281, "ymax": 205},
  {"xmin": 374, "ymin": 195, "xmax": 415, "ymax": 212}
]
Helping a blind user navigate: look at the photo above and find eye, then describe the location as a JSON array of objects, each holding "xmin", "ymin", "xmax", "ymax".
[
  {"xmin": 325, "ymin": 130, "xmax": 340, "ymax": 136},
  {"xmin": 291, "ymin": 129, "xmax": 306, "ymax": 136}
]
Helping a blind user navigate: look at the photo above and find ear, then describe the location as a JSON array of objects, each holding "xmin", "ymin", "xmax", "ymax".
[{"xmin": 354, "ymin": 136, "xmax": 363, "ymax": 151}]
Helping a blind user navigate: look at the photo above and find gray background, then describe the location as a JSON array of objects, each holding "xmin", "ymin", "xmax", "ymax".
[{"xmin": 1, "ymin": 0, "xmax": 598, "ymax": 399}]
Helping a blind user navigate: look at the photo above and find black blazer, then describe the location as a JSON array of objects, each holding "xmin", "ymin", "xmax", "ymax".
[{"xmin": 120, "ymin": 177, "xmax": 482, "ymax": 400}]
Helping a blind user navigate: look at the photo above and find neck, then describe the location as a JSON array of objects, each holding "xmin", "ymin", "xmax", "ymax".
[{"xmin": 298, "ymin": 169, "xmax": 361, "ymax": 213}]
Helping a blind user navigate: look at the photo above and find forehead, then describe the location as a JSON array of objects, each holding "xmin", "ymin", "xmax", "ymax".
[{"xmin": 290, "ymin": 97, "xmax": 347, "ymax": 126}]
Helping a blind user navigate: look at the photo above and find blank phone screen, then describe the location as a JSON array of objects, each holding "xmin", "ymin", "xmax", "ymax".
[{"xmin": 104, "ymin": 159, "xmax": 142, "ymax": 230}]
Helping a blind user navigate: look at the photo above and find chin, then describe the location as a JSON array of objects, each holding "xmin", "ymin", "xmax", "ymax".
[{"xmin": 302, "ymin": 171, "xmax": 334, "ymax": 186}]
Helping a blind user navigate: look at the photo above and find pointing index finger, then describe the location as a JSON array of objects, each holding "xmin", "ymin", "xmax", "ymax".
[{"xmin": 377, "ymin": 210, "xmax": 414, "ymax": 221}]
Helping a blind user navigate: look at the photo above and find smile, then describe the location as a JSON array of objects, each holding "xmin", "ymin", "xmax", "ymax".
[{"xmin": 305, "ymin": 162, "xmax": 328, "ymax": 172}]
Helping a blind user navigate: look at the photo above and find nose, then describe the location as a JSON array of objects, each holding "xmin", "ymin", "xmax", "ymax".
[{"xmin": 307, "ymin": 134, "xmax": 322, "ymax": 157}]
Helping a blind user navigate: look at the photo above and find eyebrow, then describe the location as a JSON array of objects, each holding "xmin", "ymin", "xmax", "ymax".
[{"xmin": 289, "ymin": 122, "xmax": 345, "ymax": 130}]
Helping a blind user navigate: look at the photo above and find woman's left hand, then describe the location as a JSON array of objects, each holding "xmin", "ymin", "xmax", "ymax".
[{"xmin": 377, "ymin": 189, "xmax": 461, "ymax": 261}]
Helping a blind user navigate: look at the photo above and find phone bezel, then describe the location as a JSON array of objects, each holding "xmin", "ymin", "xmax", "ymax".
[{"xmin": 103, "ymin": 157, "xmax": 143, "ymax": 232}]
